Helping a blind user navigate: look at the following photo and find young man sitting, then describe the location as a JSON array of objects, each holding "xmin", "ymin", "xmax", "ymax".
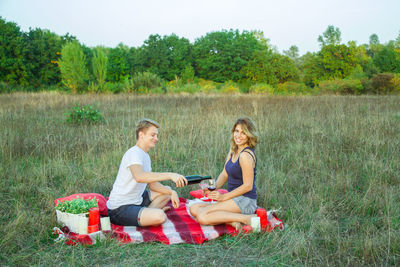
[{"xmin": 107, "ymin": 118, "xmax": 188, "ymax": 227}]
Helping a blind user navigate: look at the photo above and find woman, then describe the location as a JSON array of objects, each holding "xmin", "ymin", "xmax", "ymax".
[{"xmin": 190, "ymin": 117, "xmax": 258, "ymax": 229}]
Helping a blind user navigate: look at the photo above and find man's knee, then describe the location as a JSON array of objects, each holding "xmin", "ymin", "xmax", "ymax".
[{"xmin": 152, "ymin": 209, "xmax": 167, "ymax": 225}]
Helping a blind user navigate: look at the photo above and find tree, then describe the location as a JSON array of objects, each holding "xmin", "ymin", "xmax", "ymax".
[
  {"xmin": 242, "ymin": 49, "xmax": 299, "ymax": 86},
  {"xmin": 283, "ymin": 45, "xmax": 299, "ymax": 60},
  {"xmin": 134, "ymin": 34, "xmax": 192, "ymax": 80},
  {"xmin": 24, "ymin": 28, "xmax": 66, "ymax": 87},
  {"xmin": 58, "ymin": 41, "xmax": 90, "ymax": 93},
  {"xmin": 302, "ymin": 44, "xmax": 359, "ymax": 86},
  {"xmin": 0, "ymin": 17, "xmax": 28, "ymax": 86},
  {"xmin": 369, "ymin": 34, "xmax": 380, "ymax": 46},
  {"xmin": 106, "ymin": 43, "xmax": 132, "ymax": 83},
  {"xmin": 373, "ymin": 45, "xmax": 400, "ymax": 73},
  {"xmin": 318, "ymin": 25, "xmax": 342, "ymax": 47},
  {"xmin": 92, "ymin": 46, "xmax": 108, "ymax": 90},
  {"xmin": 193, "ymin": 30, "xmax": 261, "ymax": 82}
]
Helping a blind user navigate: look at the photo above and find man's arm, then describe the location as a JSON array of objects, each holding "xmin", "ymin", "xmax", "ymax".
[{"xmin": 129, "ymin": 164, "xmax": 187, "ymax": 187}]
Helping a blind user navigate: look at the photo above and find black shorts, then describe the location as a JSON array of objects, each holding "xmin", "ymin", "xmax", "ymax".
[{"xmin": 108, "ymin": 190, "xmax": 152, "ymax": 226}]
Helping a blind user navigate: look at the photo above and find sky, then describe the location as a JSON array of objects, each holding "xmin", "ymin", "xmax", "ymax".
[{"xmin": 1, "ymin": 0, "xmax": 399, "ymax": 55}]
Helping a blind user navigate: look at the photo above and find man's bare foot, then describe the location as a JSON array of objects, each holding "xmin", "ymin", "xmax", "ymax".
[{"xmin": 162, "ymin": 206, "xmax": 171, "ymax": 212}]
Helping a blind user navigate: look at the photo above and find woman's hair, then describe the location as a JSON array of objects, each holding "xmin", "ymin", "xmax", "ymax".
[
  {"xmin": 230, "ymin": 117, "xmax": 258, "ymax": 153},
  {"xmin": 135, "ymin": 118, "xmax": 160, "ymax": 140}
]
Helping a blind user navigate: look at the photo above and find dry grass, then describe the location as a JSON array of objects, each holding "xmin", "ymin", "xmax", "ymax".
[{"xmin": 0, "ymin": 92, "xmax": 399, "ymax": 266}]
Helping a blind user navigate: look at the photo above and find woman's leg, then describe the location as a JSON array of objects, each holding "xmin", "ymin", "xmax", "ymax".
[
  {"xmin": 196, "ymin": 199, "xmax": 254, "ymax": 226},
  {"xmin": 189, "ymin": 202, "xmax": 211, "ymax": 217}
]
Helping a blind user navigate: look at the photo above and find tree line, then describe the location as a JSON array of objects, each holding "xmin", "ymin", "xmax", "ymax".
[{"xmin": 1, "ymin": 16, "xmax": 399, "ymax": 94}]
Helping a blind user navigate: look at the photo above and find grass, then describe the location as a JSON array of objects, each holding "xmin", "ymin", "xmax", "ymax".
[{"xmin": 0, "ymin": 92, "xmax": 399, "ymax": 266}]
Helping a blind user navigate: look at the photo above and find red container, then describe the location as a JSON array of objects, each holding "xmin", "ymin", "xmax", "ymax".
[
  {"xmin": 88, "ymin": 224, "xmax": 99, "ymax": 233},
  {"xmin": 256, "ymin": 208, "xmax": 268, "ymax": 231},
  {"xmin": 88, "ymin": 207, "xmax": 100, "ymax": 226}
]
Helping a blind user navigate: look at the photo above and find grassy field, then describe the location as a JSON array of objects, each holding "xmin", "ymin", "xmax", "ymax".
[{"xmin": 0, "ymin": 92, "xmax": 399, "ymax": 266}]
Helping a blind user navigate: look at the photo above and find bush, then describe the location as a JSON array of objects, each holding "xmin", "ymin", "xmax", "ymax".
[
  {"xmin": 249, "ymin": 83, "xmax": 275, "ymax": 94},
  {"xmin": 66, "ymin": 104, "xmax": 105, "ymax": 124},
  {"xmin": 318, "ymin": 79, "xmax": 364, "ymax": 94},
  {"xmin": 371, "ymin": 73, "xmax": 395, "ymax": 94},
  {"xmin": 391, "ymin": 74, "xmax": 400, "ymax": 93},
  {"xmin": 198, "ymin": 79, "xmax": 218, "ymax": 93},
  {"xmin": 104, "ymin": 82, "xmax": 125, "ymax": 94},
  {"xmin": 220, "ymin": 81, "xmax": 240, "ymax": 94},
  {"xmin": 277, "ymin": 82, "xmax": 311, "ymax": 95},
  {"xmin": 127, "ymin": 72, "xmax": 164, "ymax": 93}
]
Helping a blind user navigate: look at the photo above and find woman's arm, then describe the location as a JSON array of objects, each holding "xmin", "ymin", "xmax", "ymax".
[{"xmin": 209, "ymin": 152, "xmax": 255, "ymax": 202}]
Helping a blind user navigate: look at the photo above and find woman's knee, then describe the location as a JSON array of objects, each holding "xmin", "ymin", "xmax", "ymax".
[
  {"xmin": 196, "ymin": 211, "xmax": 210, "ymax": 225},
  {"xmin": 189, "ymin": 204, "xmax": 199, "ymax": 217}
]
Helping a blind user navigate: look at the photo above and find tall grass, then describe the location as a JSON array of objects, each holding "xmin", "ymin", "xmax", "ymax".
[{"xmin": 0, "ymin": 93, "xmax": 399, "ymax": 265}]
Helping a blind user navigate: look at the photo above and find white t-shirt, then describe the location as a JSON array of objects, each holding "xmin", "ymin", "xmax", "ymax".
[{"xmin": 107, "ymin": 145, "xmax": 151, "ymax": 209}]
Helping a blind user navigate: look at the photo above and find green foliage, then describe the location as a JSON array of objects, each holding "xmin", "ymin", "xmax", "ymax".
[
  {"xmin": 66, "ymin": 103, "xmax": 105, "ymax": 124},
  {"xmin": 124, "ymin": 72, "xmax": 164, "ymax": 93},
  {"xmin": 242, "ymin": 49, "xmax": 299, "ymax": 86},
  {"xmin": 193, "ymin": 30, "xmax": 261, "ymax": 82},
  {"xmin": 318, "ymin": 79, "xmax": 364, "ymax": 94},
  {"xmin": 91, "ymin": 46, "xmax": 108, "ymax": 91},
  {"xmin": 55, "ymin": 197, "xmax": 98, "ymax": 214},
  {"xmin": 135, "ymin": 34, "xmax": 192, "ymax": 81},
  {"xmin": 248, "ymin": 83, "xmax": 275, "ymax": 94},
  {"xmin": 103, "ymin": 82, "xmax": 125, "ymax": 94},
  {"xmin": 220, "ymin": 80, "xmax": 241, "ymax": 94},
  {"xmin": 369, "ymin": 73, "xmax": 398, "ymax": 94},
  {"xmin": 373, "ymin": 45, "xmax": 400, "ymax": 73},
  {"xmin": 181, "ymin": 64, "xmax": 195, "ymax": 83},
  {"xmin": 277, "ymin": 82, "xmax": 312, "ymax": 95},
  {"xmin": 106, "ymin": 43, "xmax": 133, "ymax": 83},
  {"xmin": 58, "ymin": 41, "xmax": 90, "ymax": 93},
  {"xmin": 302, "ymin": 44, "xmax": 359, "ymax": 86},
  {"xmin": 24, "ymin": 28, "xmax": 66, "ymax": 87},
  {"xmin": 318, "ymin": 25, "xmax": 342, "ymax": 47},
  {"xmin": 0, "ymin": 17, "xmax": 29, "ymax": 86}
]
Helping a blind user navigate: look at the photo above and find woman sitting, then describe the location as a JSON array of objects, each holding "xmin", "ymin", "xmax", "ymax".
[{"xmin": 190, "ymin": 117, "xmax": 258, "ymax": 229}]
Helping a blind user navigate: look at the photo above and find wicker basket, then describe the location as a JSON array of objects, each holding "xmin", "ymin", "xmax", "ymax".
[{"xmin": 56, "ymin": 209, "xmax": 88, "ymax": 233}]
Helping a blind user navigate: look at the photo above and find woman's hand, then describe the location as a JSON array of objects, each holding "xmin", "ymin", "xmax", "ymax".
[
  {"xmin": 208, "ymin": 190, "xmax": 225, "ymax": 202},
  {"xmin": 170, "ymin": 190, "xmax": 180, "ymax": 208}
]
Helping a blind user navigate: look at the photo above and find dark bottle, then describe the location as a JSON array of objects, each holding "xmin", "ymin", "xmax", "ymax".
[{"xmin": 185, "ymin": 175, "xmax": 212, "ymax": 185}]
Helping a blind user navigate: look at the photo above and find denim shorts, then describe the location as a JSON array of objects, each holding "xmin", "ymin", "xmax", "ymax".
[
  {"xmin": 232, "ymin": 195, "xmax": 257, "ymax": 215},
  {"xmin": 108, "ymin": 189, "xmax": 151, "ymax": 226}
]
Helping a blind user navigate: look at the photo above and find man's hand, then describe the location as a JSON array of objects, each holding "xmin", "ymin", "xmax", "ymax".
[
  {"xmin": 170, "ymin": 190, "xmax": 180, "ymax": 208},
  {"xmin": 170, "ymin": 173, "xmax": 187, "ymax": 188}
]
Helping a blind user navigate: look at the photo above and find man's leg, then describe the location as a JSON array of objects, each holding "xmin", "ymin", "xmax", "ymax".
[
  {"xmin": 149, "ymin": 186, "xmax": 172, "ymax": 209},
  {"xmin": 138, "ymin": 207, "xmax": 167, "ymax": 226}
]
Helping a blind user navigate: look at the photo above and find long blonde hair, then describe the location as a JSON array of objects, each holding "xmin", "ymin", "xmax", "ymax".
[{"xmin": 230, "ymin": 117, "xmax": 258, "ymax": 153}]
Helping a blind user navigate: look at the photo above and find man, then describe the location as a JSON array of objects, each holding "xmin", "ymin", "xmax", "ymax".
[{"xmin": 107, "ymin": 118, "xmax": 187, "ymax": 227}]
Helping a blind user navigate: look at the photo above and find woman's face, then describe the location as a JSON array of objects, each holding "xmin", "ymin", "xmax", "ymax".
[{"xmin": 233, "ymin": 124, "xmax": 249, "ymax": 147}]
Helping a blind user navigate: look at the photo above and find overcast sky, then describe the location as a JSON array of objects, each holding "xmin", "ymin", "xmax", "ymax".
[{"xmin": 1, "ymin": 0, "xmax": 399, "ymax": 55}]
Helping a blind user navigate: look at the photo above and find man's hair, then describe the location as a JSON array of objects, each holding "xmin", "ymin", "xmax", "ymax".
[{"xmin": 135, "ymin": 118, "xmax": 160, "ymax": 140}]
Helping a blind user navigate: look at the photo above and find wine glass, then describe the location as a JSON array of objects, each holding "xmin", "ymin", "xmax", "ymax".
[
  {"xmin": 207, "ymin": 179, "xmax": 216, "ymax": 203},
  {"xmin": 199, "ymin": 182, "xmax": 208, "ymax": 201}
]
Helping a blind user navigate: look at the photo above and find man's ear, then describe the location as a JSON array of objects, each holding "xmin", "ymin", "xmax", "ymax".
[{"xmin": 138, "ymin": 131, "xmax": 143, "ymax": 139}]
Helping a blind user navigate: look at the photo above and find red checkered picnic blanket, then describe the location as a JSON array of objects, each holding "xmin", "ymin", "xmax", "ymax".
[{"xmin": 54, "ymin": 198, "xmax": 284, "ymax": 245}]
